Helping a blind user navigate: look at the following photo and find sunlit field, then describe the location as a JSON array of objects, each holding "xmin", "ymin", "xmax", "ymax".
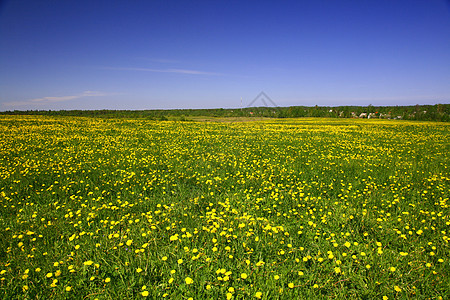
[{"xmin": 1, "ymin": 116, "xmax": 449, "ymax": 299}]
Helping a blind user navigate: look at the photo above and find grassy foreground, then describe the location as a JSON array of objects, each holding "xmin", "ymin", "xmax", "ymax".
[{"xmin": 0, "ymin": 116, "xmax": 449, "ymax": 299}]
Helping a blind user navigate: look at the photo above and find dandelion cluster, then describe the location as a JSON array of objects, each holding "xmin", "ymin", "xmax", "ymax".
[{"xmin": 0, "ymin": 116, "xmax": 448, "ymax": 299}]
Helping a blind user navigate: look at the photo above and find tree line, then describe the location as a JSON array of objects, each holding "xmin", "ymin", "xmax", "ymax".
[{"xmin": 1, "ymin": 104, "xmax": 449, "ymax": 122}]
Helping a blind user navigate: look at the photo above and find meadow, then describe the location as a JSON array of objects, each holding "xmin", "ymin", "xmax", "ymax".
[{"xmin": 0, "ymin": 115, "xmax": 448, "ymax": 299}]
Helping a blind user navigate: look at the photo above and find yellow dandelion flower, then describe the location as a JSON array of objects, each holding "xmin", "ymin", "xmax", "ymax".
[
  {"xmin": 185, "ymin": 277, "xmax": 193, "ymax": 284},
  {"xmin": 83, "ymin": 260, "xmax": 93, "ymax": 266}
]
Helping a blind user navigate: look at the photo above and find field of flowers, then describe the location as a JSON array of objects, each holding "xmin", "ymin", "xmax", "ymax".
[{"xmin": 0, "ymin": 115, "xmax": 449, "ymax": 299}]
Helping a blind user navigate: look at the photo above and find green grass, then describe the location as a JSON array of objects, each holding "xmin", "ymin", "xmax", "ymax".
[{"xmin": 0, "ymin": 116, "xmax": 449, "ymax": 299}]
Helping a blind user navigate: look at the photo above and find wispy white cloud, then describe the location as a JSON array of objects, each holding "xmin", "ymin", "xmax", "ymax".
[
  {"xmin": 103, "ymin": 66, "xmax": 223, "ymax": 76},
  {"xmin": 3, "ymin": 90, "xmax": 110, "ymax": 107},
  {"xmin": 136, "ymin": 58, "xmax": 180, "ymax": 64}
]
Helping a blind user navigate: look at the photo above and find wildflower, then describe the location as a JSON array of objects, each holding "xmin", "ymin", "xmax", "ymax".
[
  {"xmin": 142, "ymin": 291, "xmax": 149, "ymax": 297},
  {"xmin": 255, "ymin": 291, "xmax": 262, "ymax": 298},
  {"xmin": 105, "ymin": 278, "xmax": 111, "ymax": 283},
  {"xmin": 65, "ymin": 286, "xmax": 72, "ymax": 291},
  {"xmin": 185, "ymin": 277, "xmax": 193, "ymax": 284},
  {"xmin": 50, "ymin": 279, "xmax": 58, "ymax": 287},
  {"xmin": 390, "ymin": 267, "xmax": 396, "ymax": 272},
  {"xmin": 83, "ymin": 260, "xmax": 93, "ymax": 266},
  {"xmin": 241, "ymin": 273, "xmax": 248, "ymax": 279},
  {"xmin": 394, "ymin": 285, "xmax": 401, "ymax": 292},
  {"xmin": 288, "ymin": 282, "xmax": 294, "ymax": 288}
]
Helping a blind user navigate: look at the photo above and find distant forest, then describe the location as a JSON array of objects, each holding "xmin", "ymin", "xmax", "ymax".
[{"xmin": 2, "ymin": 104, "xmax": 449, "ymax": 122}]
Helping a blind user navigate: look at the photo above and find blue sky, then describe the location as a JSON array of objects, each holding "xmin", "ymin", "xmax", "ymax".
[{"xmin": 1, "ymin": 0, "xmax": 449, "ymax": 110}]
